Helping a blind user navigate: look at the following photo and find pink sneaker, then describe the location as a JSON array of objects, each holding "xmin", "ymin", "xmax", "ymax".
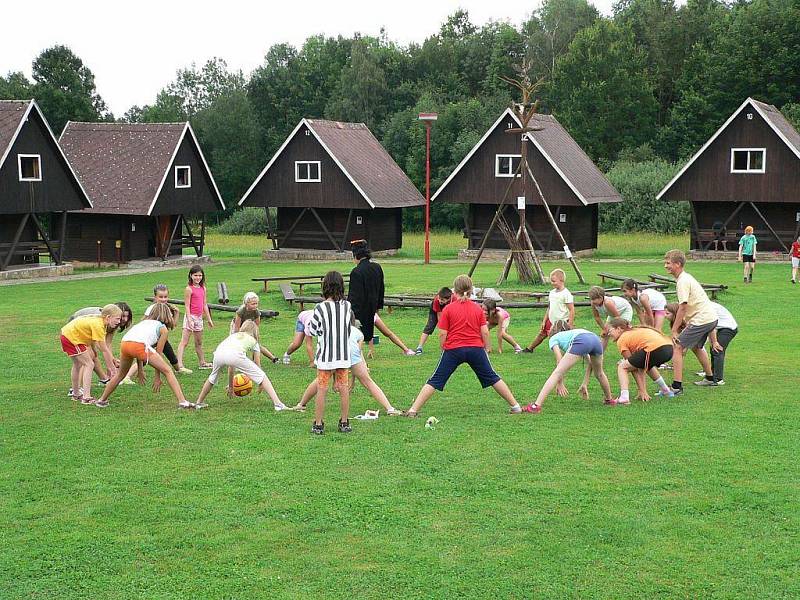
[
  {"xmin": 521, "ymin": 403, "xmax": 541, "ymax": 413},
  {"xmin": 603, "ymin": 398, "xmax": 619, "ymax": 406}
]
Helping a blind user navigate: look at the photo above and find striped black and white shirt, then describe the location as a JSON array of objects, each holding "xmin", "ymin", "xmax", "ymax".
[{"xmin": 307, "ymin": 299, "xmax": 352, "ymax": 370}]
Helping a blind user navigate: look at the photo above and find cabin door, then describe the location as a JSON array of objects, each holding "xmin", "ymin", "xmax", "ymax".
[{"xmin": 155, "ymin": 215, "xmax": 172, "ymax": 257}]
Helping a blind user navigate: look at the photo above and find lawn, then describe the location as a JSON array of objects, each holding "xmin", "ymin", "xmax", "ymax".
[{"xmin": 0, "ymin": 255, "xmax": 797, "ymax": 598}]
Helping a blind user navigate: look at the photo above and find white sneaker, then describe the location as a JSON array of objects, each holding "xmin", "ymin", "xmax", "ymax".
[
  {"xmin": 282, "ymin": 354, "xmax": 291, "ymax": 365},
  {"xmin": 121, "ymin": 377, "xmax": 135, "ymax": 385},
  {"xmin": 716, "ymin": 379, "xmax": 725, "ymax": 386}
]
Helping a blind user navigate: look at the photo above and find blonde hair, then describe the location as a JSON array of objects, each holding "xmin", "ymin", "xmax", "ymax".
[
  {"xmin": 239, "ymin": 320, "xmax": 260, "ymax": 340},
  {"xmin": 147, "ymin": 303, "xmax": 177, "ymax": 329},
  {"xmin": 664, "ymin": 249, "xmax": 685, "ymax": 266},
  {"xmin": 550, "ymin": 320, "xmax": 572, "ymax": 335},
  {"xmin": 100, "ymin": 304, "xmax": 122, "ymax": 319},
  {"xmin": 452, "ymin": 274, "xmax": 473, "ymax": 300},
  {"xmin": 242, "ymin": 292, "xmax": 259, "ymax": 306},
  {"xmin": 744, "ymin": 225, "xmax": 754, "ymax": 234},
  {"xmin": 588, "ymin": 286, "xmax": 606, "ymax": 300},
  {"xmin": 550, "ymin": 269, "xmax": 566, "ymax": 282}
]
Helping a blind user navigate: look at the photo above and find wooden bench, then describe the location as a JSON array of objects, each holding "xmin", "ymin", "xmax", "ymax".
[
  {"xmin": 597, "ymin": 272, "xmax": 652, "ymax": 286},
  {"xmin": 144, "ymin": 297, "xmax": 278, "ymax": 318},
  {"xmin": 647, "ymin": 273, "xmax": 727, "ymax": 299},
  {"xmin": 291, "ymin": 276, "xmax": 349, "ymax": 296},
  {"xmin": 252, "ymin": 275, "xmax": 326, "ymax": 292},
  {"xmin": 696, "ymin": 229, "xmax": 737, "ymax": 251}
]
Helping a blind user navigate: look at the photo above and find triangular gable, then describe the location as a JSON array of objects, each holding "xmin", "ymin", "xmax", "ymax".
[
  {"xmin": 147, "ymin": 123, "xmax": 225, "ymax": 215},
  {"xmin": 657, "ymin": 97, "xmax": 800, "ymax": 200},
  {"xmin": 431, "ymin": 108, "xmax": 603, "ymax": 206},
  {"xmin": 0, "ymin": 100, "xmax": 92, "ymax": 208},
  {"xmin": 239, "ymin": 119, "xmax": 375, "ymax": 208}
]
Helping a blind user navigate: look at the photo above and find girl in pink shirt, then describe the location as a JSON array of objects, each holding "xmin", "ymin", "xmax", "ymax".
[
  {"xmin": 177, "ymin": 265, "xmax": 214, "ymax": 369},
  {"xmin": 483, "ymin": 299, "xmax": 523, "ymax": 353}
]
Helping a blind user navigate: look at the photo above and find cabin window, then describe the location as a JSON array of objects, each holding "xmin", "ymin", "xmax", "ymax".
[
  {"xmin": 295, "ymin": 161, "xmax": 321, "ymax": 182},
  {"xmin": 495, "ymin": 154, "xmax": 521, "ymax": 178},
  {"xmin": 730, "ymin": 148, "xmax": 765, "ymax": 173},
  {"xmin": 175, "ymin": 166, "xmax": 191, "ymax": 188},
  {"xmin": 18, "ymin": 154, "xmax": 42, "ymax": 181}
]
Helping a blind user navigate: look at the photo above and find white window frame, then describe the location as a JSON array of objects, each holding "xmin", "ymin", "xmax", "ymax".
[
  {"xmin": 175, "ymin": 165, "xmax": 192, "ymax": 188},
  {"xmin": 295, "ymin": 160, "xmax": 321, "ymax": 182},
  {"xmin": 18, "ymin": 154, "xmax": 42, "ymax": 182},
  {"xmin": 495, "ymin": 154, "xmax": 521, "ymax": 178},
  {"xmin": 730, "ymin": 148, "xmax": 766, "ymax": 174}
]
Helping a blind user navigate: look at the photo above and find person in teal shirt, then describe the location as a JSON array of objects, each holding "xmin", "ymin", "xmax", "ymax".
[{"xmin": 738, "ymin": 225, "xmax": 757, "ymax": 283}]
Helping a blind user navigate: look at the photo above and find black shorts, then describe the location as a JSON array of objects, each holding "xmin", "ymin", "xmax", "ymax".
[
  {"xmin": 742, "ymin": 254, "xmax": 755, "ymax": 263},
  {"xmin": 628, "ymin": 344, "xmax": 673, "ymax": 370},
  {"xmin": 422, "ymin": 308, "xmax": 439, "ymax": 335}
]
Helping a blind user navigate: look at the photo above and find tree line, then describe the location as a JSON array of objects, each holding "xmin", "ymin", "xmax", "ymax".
[{"xmin": 3, "ymin": 0, "xmax": 799, "ymax": 233}]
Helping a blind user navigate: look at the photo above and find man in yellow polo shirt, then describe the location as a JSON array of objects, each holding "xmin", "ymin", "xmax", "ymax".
[{"xmin": 664, "ymin": 250, "xmax": 719, "ymax": 394}]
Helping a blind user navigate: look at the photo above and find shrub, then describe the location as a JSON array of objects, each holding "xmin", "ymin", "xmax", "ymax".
[
  {"xmin": 601, "ymin": 159, "xmax": 689, "ymax": 234},
  {"xmin": 215, "ymin": 207, "xmax": 271, "ymax": 235}
]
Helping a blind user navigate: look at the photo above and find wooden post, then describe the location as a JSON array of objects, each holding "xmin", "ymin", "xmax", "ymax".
[
  {"xmin": 525, "ymin": 161, "xmax": 585, "ymax": 284},
  {"xmin": 265, "ymin": 206, "xmax": 278, "ymax": 250},
  {"xmin": 183, "ymin": 215, "xmax": 201, "ymax": 256},
  {"xmin": 163, "ymin": 214, "xmax": 181, "ymax": 259},
  {"xmin": 58, "ymin": 211, "xmax": 68, "ymax": 264},
  {"xmin": 199, "ymin": 214, "xmax": 206, "ymax": 257},
  {"xmin": 749, "ymin": 202, "xmax": 789, "ymax": 252},
  {"xmin": 689, "ymin": 202, "xmax": 703, "ymax": 250},
  {"xmin": 29, "ymin": 213, "xmax": 58, "ymax": 265},
  {"xmin": 1, "ymin": 213, "xmax": 30, "ymax": 270},
  {"xmin": 308, "ymin": 207, "xmax": 339, "ymax": 250},
  {"xmin": 341, "ymin": 209, "xmax": 354, "ymax": 251},
  {"xmin": 280, "ymin": 208, "xmax": 308, "ymax": 247}
]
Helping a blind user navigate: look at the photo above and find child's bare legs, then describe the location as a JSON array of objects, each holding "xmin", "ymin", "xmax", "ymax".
[
  {"xmin": 81, "ymin": 355, "xmax": 95, "ymax": 397},
  {"xmin": 617, "ymin": 360, "xmax": 631, "ymax": 397},
  {"xmin": 314, "ymin": 372, "xmax": 329, "ymax": 425},
  {"xmin": 491, "ymin": 379, "xmax": 519, "ymax": 408},
  {"xmin": 417, "ymin": 332, "xmax": 430, "ymax": 349},
  {"xmin": 304, "ymin": 336, "xmax": 314, "ymax": 363},
  {"xmin": 253, "ymin": 351, "xmax": 261, "ymax": 367},
  {"xmin": 501, "ymin": 330, "xmax": 521, "ymax": 350},
  {"xmin": 257, "ymin": 376, "xmax": 283, "ymax": 408},
  {"xmin": 192, "ymin": 330, "xmax": 206, "ymax": 365},
  {"xmin": 534, "ymin": 353, "xmax": 581, "ymax": 407},
  {"xmin": 177, "ymin": 328, "xmax": 191, "ymax": 368},
  {"xmin": 148, "ymin": 353, "xmax": 188, "ymax": 403},
  {"xmin": 671, "ymin": 344, "xmax": 687, "ymax": 387},
  {"xmin": 408, "ymin": 384, "xmax": 436, "ymax": 414},
  {"xmin": 285, "ymin": 332, "xmax": 305, "ymax": 356},
  {"xmin": 632, "ymin": 368, "xmax": 649, "ymax": 401},
  {"xmin": 297, "ymin": 379, "xmax": 318, "ymax": 409},
  {"xmin": 351, "ymin": 361, "xmax": 395, "ymax": 412},
  {"xmin": 70, "ymin": 352, "xmax": 93, "ymax": 398},
  {"xmin": 653, "ymin": 313, "xmax": 665, "ymax": 331},
  {"xmin": 97, "ymin": 356, "xmax": 135, "ymax": 403},
  {"xmin": 91, "ymin": 349, "xmax": 108, "ymax": 381},
  {"xmin": 692, "ymin": 346, "xmax": 713, "ymax": 377},
  {"xmin": 338, "ymin": 371, "xmax": 350, "ymax": 423},
  {"xmin": 375, "ymin": 317, "xmax": 411, "ymax": 353},
  {"xmin": 196, "ymin": 379, "xmax": 214, "ymax": 405},
  {"xmin": 589, "ymin": 354, "xmax": 613, "ymax": 400}
]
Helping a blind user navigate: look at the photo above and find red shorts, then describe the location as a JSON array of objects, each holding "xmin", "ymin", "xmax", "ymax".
[
  {"xmin": 60, "ymin": 335, "xmax": 88, "ymax": 357},
  {"xmin": 121, "ymin": 341, "xmax": 149, "ymax": 362},
  {"xmin": 542, "ymin": 317, "xmax": 552, "ymax": 335}
]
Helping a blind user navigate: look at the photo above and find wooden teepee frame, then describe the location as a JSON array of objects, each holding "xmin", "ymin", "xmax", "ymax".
[{"xmin": 468, "ymin": 65, "xmax": 585, "ymax": 285}]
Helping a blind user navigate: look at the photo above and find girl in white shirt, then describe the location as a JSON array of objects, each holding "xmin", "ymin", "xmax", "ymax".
[
  {"xmin": 94, "ymin": 304, "xmax": 193, "ymax": 409},
  {"xmin": 621, "ymin": 279, "xmax": 668, "ymax": 330},
  {"xmin": 588, "ymin": 286, "xmax": 634, "ymax": 349},
  {"xmin": 194, "ymin": 321, "xmax": 285, "ymax": 410}
]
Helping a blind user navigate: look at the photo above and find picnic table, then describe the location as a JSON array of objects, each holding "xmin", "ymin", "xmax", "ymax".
[
  {"xmin": 291, "ymin": 276, "xmax": 350, "ymax": 295},
  {"xmin": 251, "ymin": 274, "xmax": 337, "ymax": 293}
]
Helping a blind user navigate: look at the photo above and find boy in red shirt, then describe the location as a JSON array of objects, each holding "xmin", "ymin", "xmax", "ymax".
[
  {"xmin": 791, "ymin": 235, "xmax": 800, "ymax": 284},
  {"xmin": 404, "ymin": 275, "xmax": 522, "ymax": 416}
]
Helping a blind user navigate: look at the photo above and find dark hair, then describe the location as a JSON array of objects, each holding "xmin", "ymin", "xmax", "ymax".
[
  {"xmin": 322, "ymin": 270, "xmax": 345, "ymax": 301},
  {"xmin": 188, "ymin": 265, "xmax": 206, "ymax": 287},
  {"xmin": 621, "ymin": 278, "xmax": 638, "ymax": 292},
  {"xmin": 114, "ymin": 301, "xmax": 133, "ymax": 331},
  {"xmin": 483, "ymin": 299, "xmax": 497, "ymax": 312},
  {"xmin": 351, "ymin": 240, "xmax": 371, "ymax": 261},
  {"xmin": 438, "ymin": 287, "xmax": 452, "ymax": 300}
]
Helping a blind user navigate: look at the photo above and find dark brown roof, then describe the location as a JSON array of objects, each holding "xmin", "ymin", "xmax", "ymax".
[
  {"xmin": 0, "ymin": 100, "xmax": 32, "ymax": 171},
  {"xmin": 751, "ymin": 99, "xmax": 800, "ymax": 158},
  {"xmin": 60, "ymin": 122, "xmax": 217, "ymax": 215},
  {"xmin": 527, "ymin": 114, "xmax": 622, "ymax": 204},
  {"xmin": 239, "ymin": 118, "xmax": 425, "ymax": 209},
  {"xmin": 432, "ymin": 108, "xmax": 621, "ymax": 205}
]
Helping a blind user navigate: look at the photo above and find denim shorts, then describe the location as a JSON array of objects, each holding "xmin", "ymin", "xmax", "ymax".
[
  {"xmin": 568, "ymin": 333, "xmax": 603, "ymax": 357},
  {"xmin": 295, "ymin": 318, "xmax": 306, "ymax": 333}
]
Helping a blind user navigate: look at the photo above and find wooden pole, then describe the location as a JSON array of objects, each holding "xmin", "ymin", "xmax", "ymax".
[
  {"xmin": 264, "ymin": 206, "xmax": 278, "ymax": 250},
  {"xmin": 341, "ymin": 209, "xmax": 354, "ymax": 251},
  {"xmin": 163, "ymin": 214, "xmax": 181, "ymax": 260},
  {"xmin": 749, "ymin": 201, "xmax": 789, "ymax": 252},
  {"xmin": 29, "ymin": 213, "xmax": 57, "ymax": 263},
  {"xmin": 58, "ymin": 210, "xmax": 68, "ymax": 264},
  {"xmin": 199, "ymin": 214, "xmax": 206, "ymax": 256},
  {"xmin": 280, "ymin": 208, "xmax": 308, "ymax": 247},
  {"xmin": 525, "ymin": 160, "xmax": 585, "ymax": 284},
  {"xmin": 308, "ymin": 207, "xmax": 339, "ymax": 250},
  {"xmin": 1, "ymin": 213, "xmax": 30, "ymax": 270}
]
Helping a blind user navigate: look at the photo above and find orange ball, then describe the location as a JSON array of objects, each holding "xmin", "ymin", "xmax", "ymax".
[{"xmin": 232, "ymin": 373, "xmax": 253, "ymax": 397}]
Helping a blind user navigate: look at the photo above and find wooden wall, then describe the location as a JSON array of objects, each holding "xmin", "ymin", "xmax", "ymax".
[
  {"xmin": 65, "ymin": 214, "xmax": 159, "ymax": 262},
  {"xmin": 692, "ymin": 201, "xmax": 800, "ymax": 251},
  {"xmin": 465, "ymin": 204, "xmax": 597, "ymax": 251},
  {"xmin": 0, "ymin": 214, "xmax": 40, "ymax": 265},
  {"xmin": 662, "ymin": 103, "xmax": 800, "ymax": 204},
  {"xmin": 435, "ymin": 118, "xmax": 584, "ymax": 207},
  {"xmin": 152, "ymin": 134, "xmax": 221, "ymax": 216},
  {"xmin": 243, "ymin": 123, "xmax": 370, "ymax": 210},
  {"xmin": 276, "ymin": 207, "xmax": 401, "ymax": 250},
  {"xmin": 0, "ymin": 109, "xmax": 87, "ymax": 214}
]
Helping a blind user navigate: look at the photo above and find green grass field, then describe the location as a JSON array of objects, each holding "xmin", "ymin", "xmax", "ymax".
[{"xmin": 1, "ymin": 248, "xmax": 797, "ymax": 598}]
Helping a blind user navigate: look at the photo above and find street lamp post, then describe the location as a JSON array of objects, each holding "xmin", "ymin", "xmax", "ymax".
[{"xmin": 418, "ymin": 112, "xmax": 437, "ymax": 264}]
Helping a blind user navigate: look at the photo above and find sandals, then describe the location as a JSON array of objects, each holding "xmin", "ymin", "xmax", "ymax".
[
  {"xmin": 291, "ymin": 403, "xmax": 306, "ymax": 412},
  {"xmin": 178, "ymin": 400, "xmax": 195, "ymax": 409},
  {"xmin": 198, "ymin": 363, "xmax": 213, "ymax": 370},
  {"xmin": 93, "ymin": 399, "xmax": 108, "ymax": 408},
  {"xmin": 386, "ymin": 408, "xmax": 402, "ymax": 416},
  {"xmin": 402, "ymin": 410, "xmax": 419, "ymax": 418},
  {"xmin": 79, "ymin": 396, "xmax": 97, "ymax": 405}
]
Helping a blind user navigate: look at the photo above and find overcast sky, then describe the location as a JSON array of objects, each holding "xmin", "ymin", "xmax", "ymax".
[{"xmin": 2, "ymin": 0, "xmax": 619, "ymax": 116}]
